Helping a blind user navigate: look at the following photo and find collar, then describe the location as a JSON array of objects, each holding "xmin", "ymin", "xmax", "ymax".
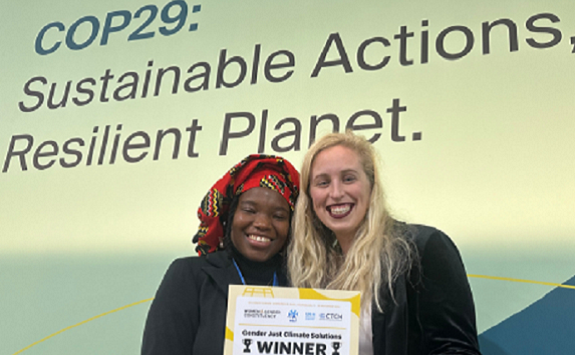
[{"xmin": 201, "ymin": 251, "xmax": 242, "ymax": 297}]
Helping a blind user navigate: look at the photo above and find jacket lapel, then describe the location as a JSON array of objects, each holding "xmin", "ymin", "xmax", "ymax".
[
  {"xmin": 372, "ymin": 273, "xmax": 410, "ymax": 354},
  {"xmin": 202, "ymin": 251, "xmax": 243, "ymax": 298}
]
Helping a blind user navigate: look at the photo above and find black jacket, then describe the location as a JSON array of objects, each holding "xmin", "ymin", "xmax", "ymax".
[
  {"xmin": 372, "ymin": 224, "xmax": 481, "ymax": 354},
  {"xmin": 141, "ymin": 251, "xmax": 288, "ymax": 355}
]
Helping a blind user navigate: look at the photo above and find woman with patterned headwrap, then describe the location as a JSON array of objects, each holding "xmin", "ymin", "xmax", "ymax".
[{"xmin": 142, "ymin": 155, "xmax": 300, "ymax": 355}]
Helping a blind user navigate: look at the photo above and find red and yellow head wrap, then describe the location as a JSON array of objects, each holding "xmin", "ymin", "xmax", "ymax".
[{"xmin": 192, "ymin": 154, "xmax": 300, "ymax": 255}]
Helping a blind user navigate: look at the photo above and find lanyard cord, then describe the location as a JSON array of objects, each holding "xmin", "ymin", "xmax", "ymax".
[{"xmin": 232, "ymin": 258, "xmax": 278, "ymax": 286}]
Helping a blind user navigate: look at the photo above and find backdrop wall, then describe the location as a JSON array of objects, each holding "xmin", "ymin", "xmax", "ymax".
[{"xmin": 1, "ymin": 1, "xmax": 574, "ymax": 354}]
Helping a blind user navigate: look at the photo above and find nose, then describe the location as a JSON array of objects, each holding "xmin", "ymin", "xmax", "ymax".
[
  {"xmin": 329, "ymin": 179, "xmax": 344, "ymax": 200},
  {"xmin": 252, "ymin": 213, "xmax": 272, "ymax": 230}
]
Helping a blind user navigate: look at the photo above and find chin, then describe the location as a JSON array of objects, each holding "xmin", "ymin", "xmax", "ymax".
[{"xmin": 245, "ymin": 252, "xmax": 268, "ymax": 262}]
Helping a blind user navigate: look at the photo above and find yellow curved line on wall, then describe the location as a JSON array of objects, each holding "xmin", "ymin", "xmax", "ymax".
[
  {"xmin": 11, "ymin": 297, "xmax": 153, "ymax": 355},
  {"xmin": 467, "ymin": 274, "xmax": 575, "ymax": 289},
  {"xmin": 12, "ymin": 274, "xmax": 575, "ymax": 355}
]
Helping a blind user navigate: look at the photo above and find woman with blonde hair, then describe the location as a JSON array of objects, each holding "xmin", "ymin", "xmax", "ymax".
[{"xmin": 288, "ymin": 132, "xmax": 480, "ymax": 355}]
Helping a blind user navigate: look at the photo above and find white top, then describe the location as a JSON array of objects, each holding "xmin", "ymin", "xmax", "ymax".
[{"xmin": 358, "ymin": 304, "xmax": 374, "ymax": 355}]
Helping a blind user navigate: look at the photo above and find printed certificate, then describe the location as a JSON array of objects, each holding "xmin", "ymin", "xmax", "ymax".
[{"xmin": 224, "ymin": 286, "xmax": 360, "ymax": 355}]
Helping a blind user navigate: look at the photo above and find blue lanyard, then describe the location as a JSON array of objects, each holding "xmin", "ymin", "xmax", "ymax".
[{"xmin": 232, "ymin": 258, "xmax": 278, "ymax": 286}]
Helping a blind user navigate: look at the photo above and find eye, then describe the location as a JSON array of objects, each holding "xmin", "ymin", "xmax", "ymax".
[
  {"xmin": 241, "ymin": 207, "xmax": 256, "ymax": 214},
  {"xmin": 273, "ymin": 213, "xmax": 288, "ymax": 221},
  {"xmin": 343, "ymin": 175, "xmax": 356, "ymax": 183},
  {"xmin": 315, "ymin": 179, "xmax": 329, "ymax": 187}
]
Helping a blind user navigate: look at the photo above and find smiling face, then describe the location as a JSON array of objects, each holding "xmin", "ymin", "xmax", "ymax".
[
  {"xmin": 230, "ymin": 187, "xmax": 291, "ymax": 262},
  {"xmin": 309, "ymin": 145, "xmax": 372, "ymax": 246}
]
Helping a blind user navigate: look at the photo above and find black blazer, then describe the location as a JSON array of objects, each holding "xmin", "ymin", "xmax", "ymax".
[
  {"xmin": 372, "ymin": 224, "xmax": 481, "ymax": 355},
  {"xmin": 141, "ymin": 251, "xmax": 288, "ymax": 355}
]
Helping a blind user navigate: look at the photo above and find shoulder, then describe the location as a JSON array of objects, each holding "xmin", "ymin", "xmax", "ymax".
[
  {"xmin": 166, "ymin": 256, "xmax": 206, "ymax": 275},
  {"xmin": 165, "ymin": 251, "xmax": 231, "ymax": 278},
  {"xmin": 402, "ymin": 224, "xmax": 462, "ymax": 260},
  {"xmin": 403, "ymin": 223, "xmax": 448, "ymax": 244},
  {"xmin": 156, "ymin": 257, "xmax": 206, "ymax": 294},
  {"xmin": 152, "ymin": 252, "xmax": 232, "ymax": 304},
  {"xmin": 401, "ymin": 224, "xmax": 469, "ymax": 287}
]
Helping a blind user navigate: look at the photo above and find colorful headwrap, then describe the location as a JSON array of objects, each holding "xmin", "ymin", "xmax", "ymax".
[{"xmin": 192, "ymin": 154, "xmax": 300, "ymax": 255}]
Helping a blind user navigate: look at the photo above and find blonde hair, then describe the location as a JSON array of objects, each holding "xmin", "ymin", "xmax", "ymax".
[{"xmin": 287, "ymin": 132, "xmax": 412, "ymax": 311}]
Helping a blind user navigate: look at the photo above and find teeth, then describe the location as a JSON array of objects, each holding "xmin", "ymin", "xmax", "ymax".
[
  {"xmin": 248, "ymin": 235, "xmax": 271, "ymax": 242},
  {"xmin": 330, "ymin": 205, "xmax": 351, "ymax": 215}
]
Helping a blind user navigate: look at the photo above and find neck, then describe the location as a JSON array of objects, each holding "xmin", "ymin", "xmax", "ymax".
[
  {"xmin": 229, "ymin": 245, "xmax": 283, "ymax": 285},
  {"xmin": 335, "ymin": 233, "xmax": 354, "ymax": 255}
]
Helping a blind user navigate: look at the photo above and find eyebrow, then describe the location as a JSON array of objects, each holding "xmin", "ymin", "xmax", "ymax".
[
  {"xmin": 312, "ymin": 169, "xmax": 358, "ymax": 179},
  {"xmin": 239, "ymin": 199, "xmax": 289, "ymax": 212},
  {"xmin": 311, "ymin": 174, "xmax": 329, "ymax": 183}
]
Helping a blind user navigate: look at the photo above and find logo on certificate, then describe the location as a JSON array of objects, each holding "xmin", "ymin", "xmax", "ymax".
[
  {"xmin": 305, "ymin": 312, "xmax": 316, "ymax": 320},
  {"xmin": 319, "ymin": 312, "xmax": 343, "ymax": 321},
  {"xmin": 287, "ymin": 309, "xmax": 298, "ymax": 322}
]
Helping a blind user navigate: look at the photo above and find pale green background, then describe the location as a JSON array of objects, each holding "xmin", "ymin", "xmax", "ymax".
[{"xmin": 1, "ymin": 0, "xmax": 574, "ymax": 354}]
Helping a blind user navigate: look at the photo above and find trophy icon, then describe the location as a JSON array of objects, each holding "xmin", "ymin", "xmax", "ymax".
[
  {"xmin": 331, "ymin": 341, "xmax": 341, "ymax": 355},
  {"xmin": 243, "ymin": 338, "xmax": 252, "ymax": 353}
]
